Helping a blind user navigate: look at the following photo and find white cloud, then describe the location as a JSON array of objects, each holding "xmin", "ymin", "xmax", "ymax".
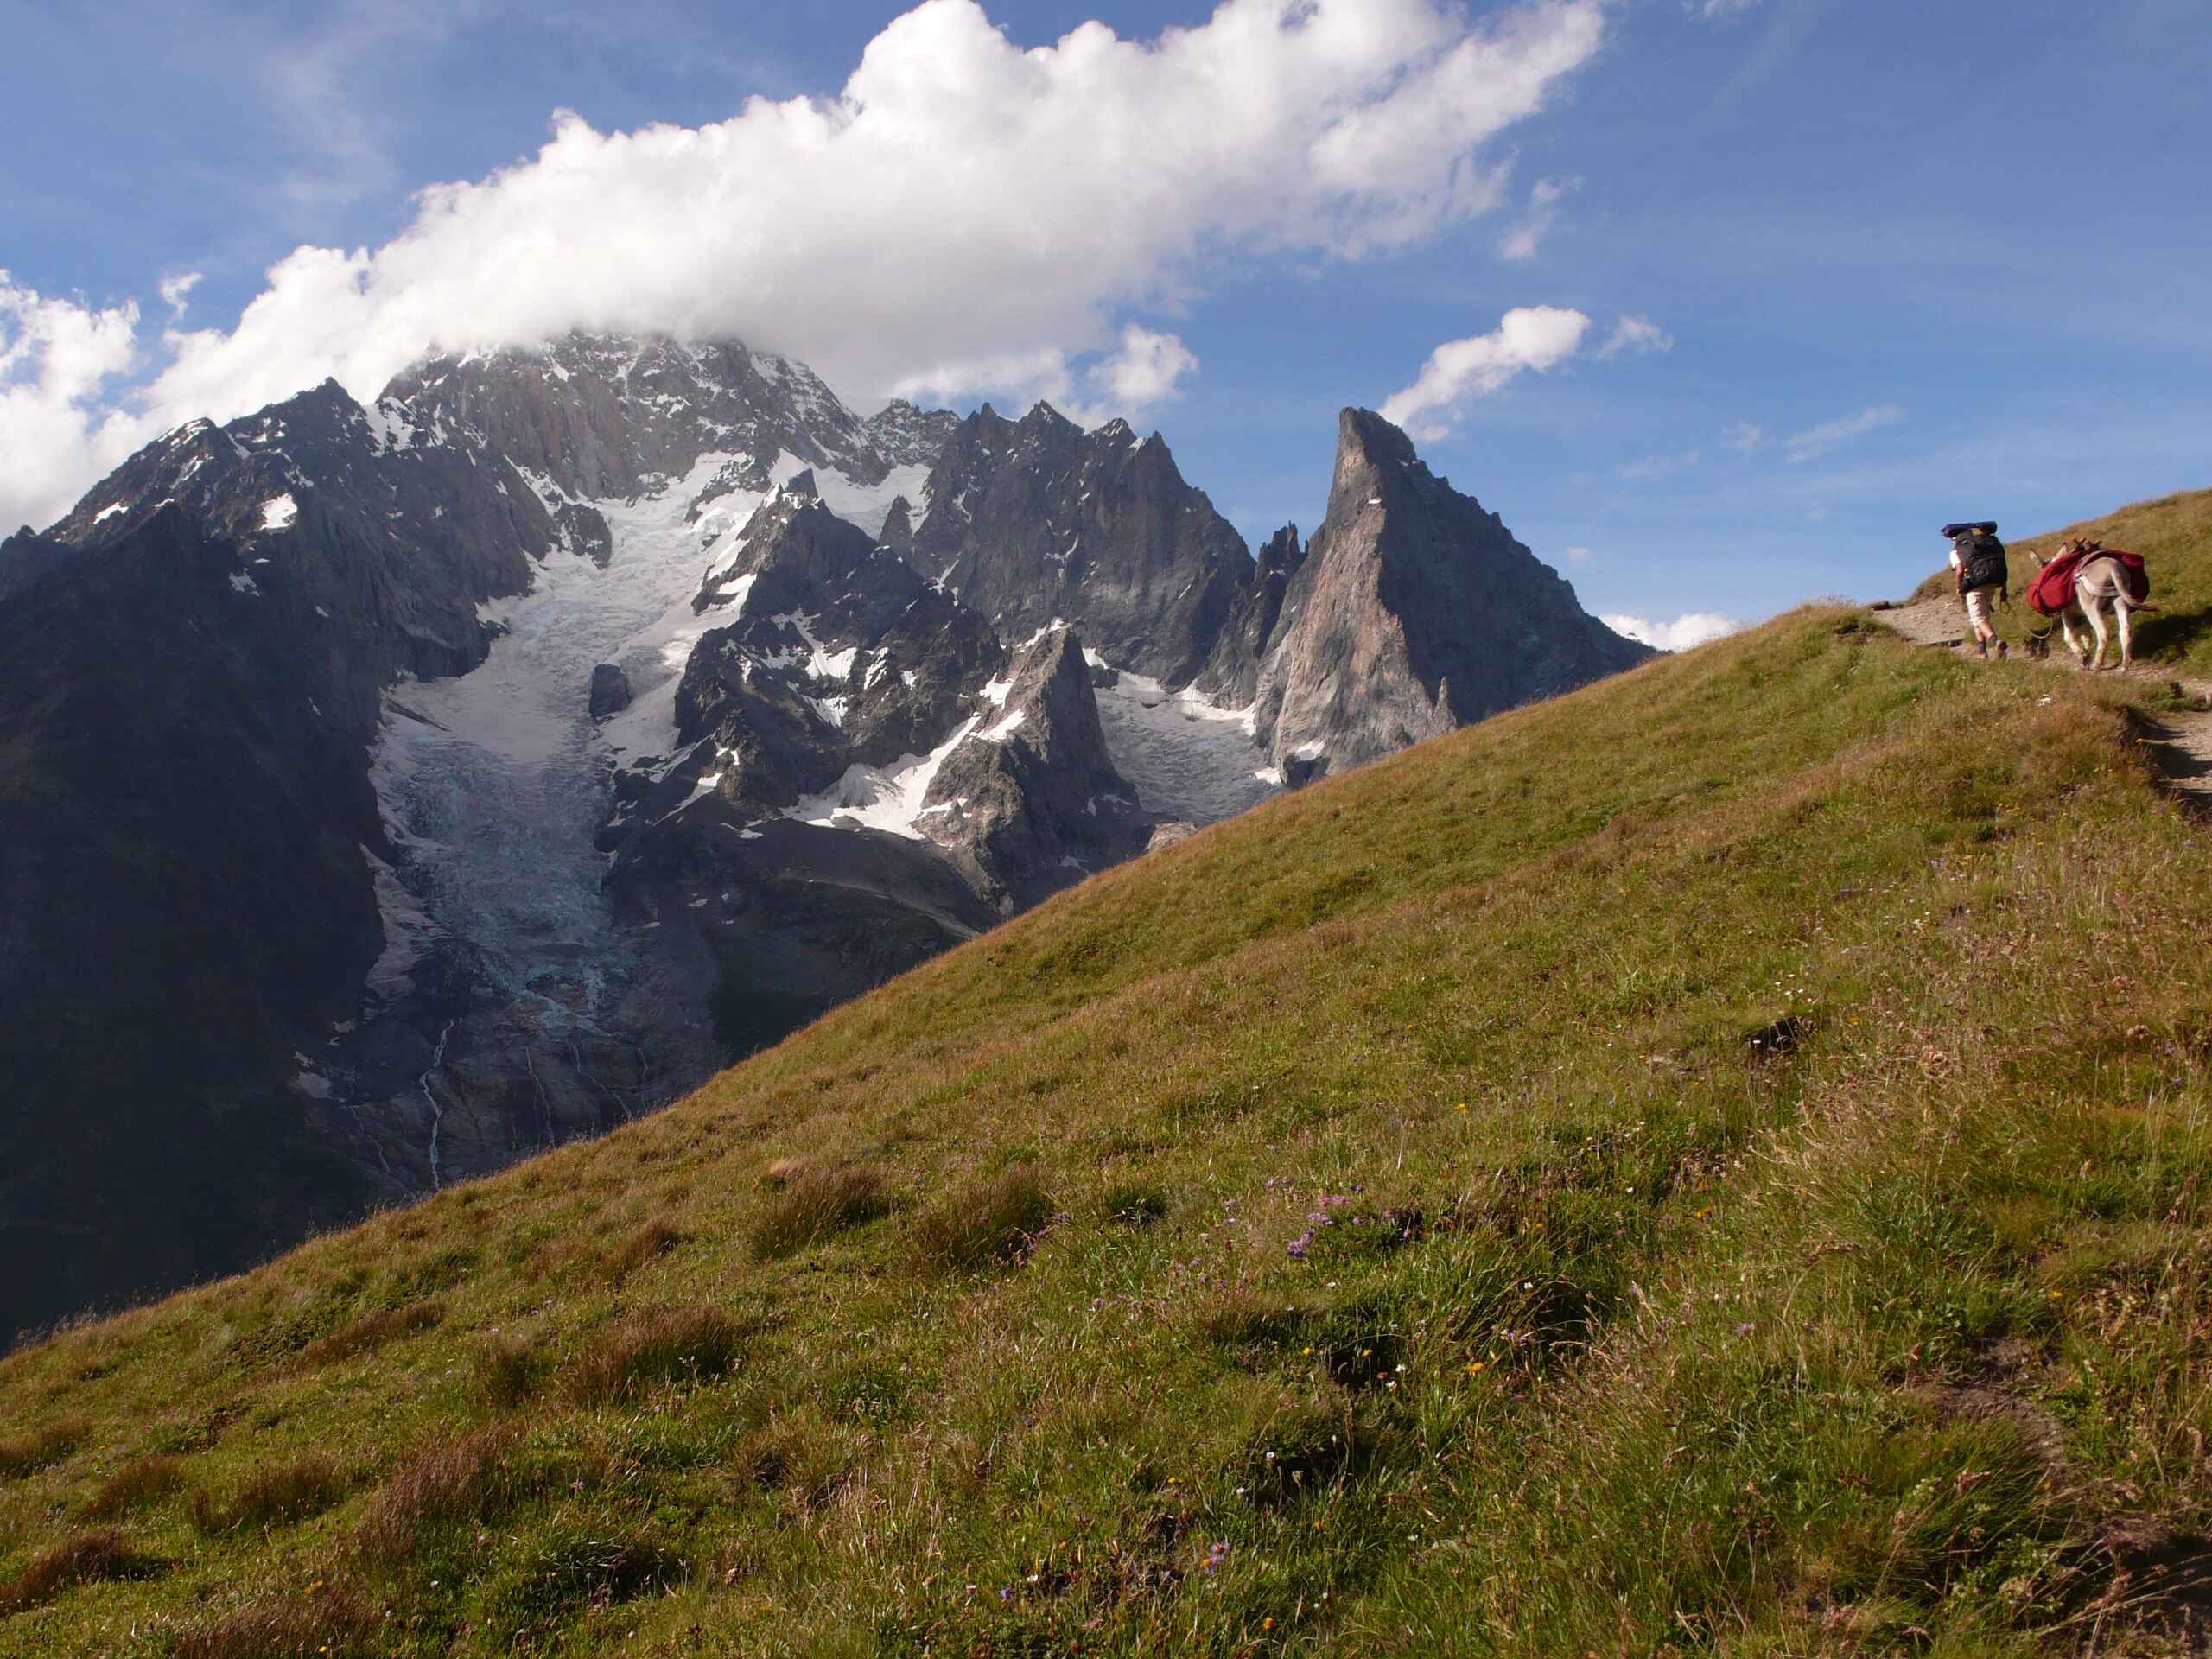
[
  {"xmin": 1378, "ymin": 304, "xmax": 1592, "ymax": 439},
  {"xmin": 1498, "ymin": 174, "xmax": 1579, "ymax": 261},
  {"xmin": 1782, "ymin": 403, "xmax": 1905, "ymax": 463},
  {"xmin": 0, "ymin": 276, "xmax": 143, "ymax": 531},
  {"xmin": 1691, "ymin": 0, "xmax": 1762, "ymax": 18},
  {"xmin": 1720, "ymin": 419, "xmax": 1765, "ymax": 453},
  {"xmin": 1088, "ymin": 326, "xmax": 1199, "ymax": 416},
  {"xmin": 1564, "ymin": 543, "xmax": 1592, "ymax": 563},
  {"xmin": 1602, "ymin": 611, "xmax": 1744, "ymax": 651},
  {"xmin": 157, "ymin": 272, "xmax": 204, "ymax": 321},
  {"xmin": 3, "ymin": 0, "xmax": 1608, "ymax": 531},
  {"xmin": 1596, "ymin": 314, "xmax": 1671, "ymax": 358},
  {"xmin": 1618, "ymin": 447, "xmax": 1701, "ymax": 481}
]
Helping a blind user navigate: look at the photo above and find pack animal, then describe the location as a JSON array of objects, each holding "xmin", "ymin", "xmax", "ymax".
[{"xmin": 2029, "ymin": 539, "xmax": 2152, "ymax": 672}]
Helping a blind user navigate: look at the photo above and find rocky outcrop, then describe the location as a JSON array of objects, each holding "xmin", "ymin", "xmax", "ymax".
[
  {"xmin": 1201, "ymin": 523, "xmax": 1306, "ymax": 706},
  {"xmin": 599, "ymin": 482, "xmax": 1141, "ymax": 1044},
  {"xmin": 384, "ymin": 333, "xmax": 952, "ymax": 505},
  {"xmin": 909, "ymin": 404, "xmax": 1255, "ymax": 690},
  {"xmin": 862, "ymin": 399, "xmax": 963, "ymax": 468},
  {"xmin": 878, "ymin": 495, "xmax": 916, "ymax": 559},
  {"xmin": 1254, "ymin": 409, "xmax": 1655, "ymax": 780},
  {"xmin": 917, "ymin": 627, "xmax": 1151, "ymax": 911},
  {"xmin": 588, "ymin": 664, "xmax": 632, "ymax": 718}
]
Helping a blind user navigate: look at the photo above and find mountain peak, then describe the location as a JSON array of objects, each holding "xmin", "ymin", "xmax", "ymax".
[
  {"xmin": 1337, "ymin": 406, "xmax": 1420, "ymax": 470},
  {"xmin": 1255, "ymin": 412, "xmax": 1652, "ymax": 779}
]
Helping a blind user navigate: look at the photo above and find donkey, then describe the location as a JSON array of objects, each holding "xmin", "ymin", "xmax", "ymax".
[{"xmin": 2035, "ymin": 540, "xmax": 2143, "ymax": 672}]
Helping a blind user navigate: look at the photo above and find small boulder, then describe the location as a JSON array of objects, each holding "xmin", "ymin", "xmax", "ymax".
[{"xmin": 588, "ymin": 663, "xmax": 632, "ymax": 719}]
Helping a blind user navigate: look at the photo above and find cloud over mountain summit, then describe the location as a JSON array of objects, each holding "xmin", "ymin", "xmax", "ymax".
[{"xmin": 0, "ymin": 0, "xmax": 1606, "ymax": 531}]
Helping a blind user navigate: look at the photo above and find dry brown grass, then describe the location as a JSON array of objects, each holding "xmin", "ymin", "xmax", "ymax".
[
  {"xmin": 168, "ymin": 1583, "xmax": 381, "ymax": 1658},
  {"xmin": 0, "ymin": 1414, "xmax": 90, "ymax": 1478},
  {"xmin": 563, "ymin": 1306, "xmax": 748, "ymax": 1407},
  {"xmin": 80, "ymin": 1452, "xmax": 187, "ymax": 1518},
  {"xmin": 599, "ymin": 1217, "xmax": 687, "ymax": 1284},
  {"xmin": 748, "ymin": 1165, "xmax": 889, "ymax": 1259},
  {"xmin": 189, "ymin": 1452, "xmax": 348, "ymax": 1534},
  {"xmin": 0, "ymin": 1526, "xmax": 152, "ymax": 1612},
  {"xmin": 298, "ymin": 1298, "xmax": 445, "ymax": 1367},
  {"xmin": 912, "ymin": 1166, "xmax": 1053, "ymax": 1272},
  {"xmin": 470, "ymin": 1332, "xmax": 543, "ymax": 1408},
  {"xmin": 353, "ymin": 1422, "xmax": 536, "ymax": 1567}
]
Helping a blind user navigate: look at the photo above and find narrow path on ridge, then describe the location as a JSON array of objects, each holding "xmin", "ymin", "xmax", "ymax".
[{"xmin": 1873, "ymin": 595, "xmax": 2212, "ymax": 808}]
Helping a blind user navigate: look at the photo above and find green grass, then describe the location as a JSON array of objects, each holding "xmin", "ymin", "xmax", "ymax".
[
  {"xmin": 1911, "ymin": 484, "xmax": 2212, "ymax": 676},
  {"xmin": 6, "ymin": 600, "xmax": 2212, "ymax": 1655}
]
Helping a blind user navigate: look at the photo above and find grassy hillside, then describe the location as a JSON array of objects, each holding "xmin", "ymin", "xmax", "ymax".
[
  {"xmin": 6, "ymin": 605, "xmax": 2212, "ymax": 1656},
  {"xmin": 1911, "ymin": 486, "xmax": 2212, "ymax": 674}
]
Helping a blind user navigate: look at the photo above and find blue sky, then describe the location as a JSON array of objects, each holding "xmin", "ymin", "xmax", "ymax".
[{"xmin": 3, "ymin": 0, "xmax": 2207, "ymax": 639}]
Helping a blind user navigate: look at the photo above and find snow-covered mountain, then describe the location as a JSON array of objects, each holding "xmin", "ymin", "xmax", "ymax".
[{"xmin": 0, "ymin": 331, "xmax": 1647, "ymax": 1338}]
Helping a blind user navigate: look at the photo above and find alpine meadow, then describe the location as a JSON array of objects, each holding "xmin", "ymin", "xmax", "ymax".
[{"xmin": 6, "ymin": 1, "xmax": 2212, "ymax": 1655}]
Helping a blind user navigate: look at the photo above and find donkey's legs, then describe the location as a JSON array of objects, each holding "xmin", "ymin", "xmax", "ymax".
[
  {"xmin": 2060, "ymin": 613, "xmax": 2088, "ymax": 668},
  {"xmin": 2114, "ymin": 598, "xmax": 2134, "ymax": 671},
  {"xmin": 2082, "ymin": 603, "xmax": 2111, "ymax": 671}
]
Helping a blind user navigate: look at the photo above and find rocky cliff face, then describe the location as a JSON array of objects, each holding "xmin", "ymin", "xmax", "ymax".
[
  {"xmin": 909, "ymin": 404, "xmax": 1255, "ymax": 690},
  {"xmin": 1254, "ymin": 409, "xmax": 1655, "ymax": 781},
  {"xmin": 598, "ymin": 474, "xmax": 1147, "ymax": 1039},
  {"xmin": 385, "ymin": 334, "xmax": 912, "ymax": 505},
  {"xmin": 918, "ymin": 626, "xmax": 1150, "ymax": 911},
  {"xmin": 0, "ymin": 378, "xmax": 562, "ymax": 1340}
]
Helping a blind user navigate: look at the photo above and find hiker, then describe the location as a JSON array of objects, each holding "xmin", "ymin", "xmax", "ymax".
[{"xmin": 1943, "ymin": 520, "xmax": 2010, "ymax": 660}]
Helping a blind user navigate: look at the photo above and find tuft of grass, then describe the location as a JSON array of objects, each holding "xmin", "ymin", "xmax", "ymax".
[
  {"xmin": 353, "ymin": 1422, "xmax": 536, "ymax": 1567},
  {"xmin": 298, "ymin": 1298, "xmax": 445, "ymax": 1367},
  {"xmin": 748, "ymin": 1166, "xmax": 889, "ymax": 1259},
  {"xmin": 80, "ymin": 1453, "xmax": 187, "ymax": 1518},
  {"xmin": 599, "ymin": 1217, "xmax": 687, "ymax": 1285},
  {"xmin": 563, "ymin": 1306, "xmax": 747, "ymax": 1407},
  {"xmin": 0, "ymin": 1527, "xmax": 154, "ymax": 1612},
  {"xmin": 912, "ymin": 1166, "xmax": 1054, "ymax": 1271},
  {"xmin": 1098, "ymin": 1179, "xmax": 1171, "ymax": 1228},
  {"xmin": 473, "ymin": 1525, "xmax": 683, "ymax": 1635},
  {"xmin": 470, "ymin": 1332, "xmax": 544, "ymax": 1409},
  {"xmin": 189, "ymin": 1453, "xmax": 348, "ymax": 1535},
  {"xmin": 168, "ymin": 1584, "xmax": 381, "ymax": 1659},
  {"xmin": 0, "ymin": 1415, "xmax": 90, "ymax": 1478}
]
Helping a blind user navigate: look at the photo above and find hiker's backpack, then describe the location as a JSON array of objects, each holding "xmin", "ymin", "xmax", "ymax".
[{"xmin": 1956, "ymin": 531, "xmax": 2008, "ymax": 593}]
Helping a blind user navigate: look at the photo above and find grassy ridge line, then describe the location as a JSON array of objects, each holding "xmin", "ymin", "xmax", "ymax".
[
  {"xmin": 1, "ymin": 613, "xmax": 2209, "ymax": 1655},
  {"xmin": 1910, "ymin": 486, "xmax": 2212, "ymax": 674}
]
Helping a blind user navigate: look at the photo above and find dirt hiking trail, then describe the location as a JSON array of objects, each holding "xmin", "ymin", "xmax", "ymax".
[{"xmin": 1874, "ymin": 594, "xmax": 2212, "ymax": 809}]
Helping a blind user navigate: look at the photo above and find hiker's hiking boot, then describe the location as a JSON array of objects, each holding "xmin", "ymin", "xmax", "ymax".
[
  {"xmin": 1997, "ymin": 639, "xmax": 2009, "ymax": 659},
  {"xmin": 1977, "ymin": 639, "xmax": 1989, "ymax": 660}
]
